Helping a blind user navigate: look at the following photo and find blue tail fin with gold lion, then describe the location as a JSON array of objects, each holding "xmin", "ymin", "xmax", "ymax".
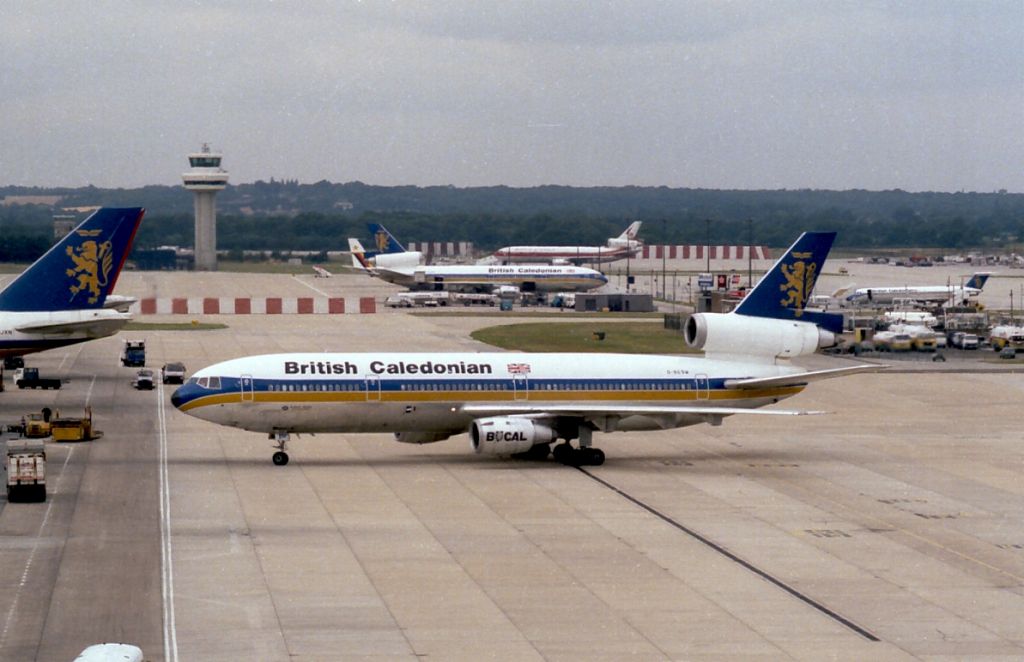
[
  {"xmin": 0, "ymin": 207, "xmax": 144, "ymax": 312},
  {"xmin": 733, "ymin": 231, "xmax": 843, "ymax": 333}
]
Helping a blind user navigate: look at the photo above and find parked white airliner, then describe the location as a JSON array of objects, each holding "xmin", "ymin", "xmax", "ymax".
[
  {"xmin": 173, "ymin": 231, "xmax": 879, "ymax": 466},
  {"xmin": 482, "ymin": 221, "xmax": 643, "ymax": 265},
  {"xmin": 349, "ymin": 238, "xmax": 607, "ymax": 294},
  {"xmin": 844, "ymin": 273, "xmax": 990, "ymax": 307}
]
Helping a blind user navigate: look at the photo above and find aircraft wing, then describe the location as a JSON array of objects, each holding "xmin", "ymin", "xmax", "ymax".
[
  {"xmin": 723, "ymin": 364, "xmax": 885, "ymax": 389},
  {"xmin": 462, "ymin": 404, "xmax": 825, "ymax": 418},
  {"xmin": 14, "ymin": 316, "xmax": 130, "ymax": 336}
]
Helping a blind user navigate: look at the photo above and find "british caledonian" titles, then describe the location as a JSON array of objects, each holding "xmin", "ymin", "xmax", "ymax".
[{"xmin": 283, "ymin": 360, "xmax": 494, "ymax": 376}]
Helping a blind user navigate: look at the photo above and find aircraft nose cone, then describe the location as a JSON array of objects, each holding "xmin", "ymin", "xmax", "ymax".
[{"xmin": 170, "ymin": 386, "xmax": 186, "ymax": 409}]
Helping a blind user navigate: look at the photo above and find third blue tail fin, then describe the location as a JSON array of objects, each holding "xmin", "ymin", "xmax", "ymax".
[
  {"xmin": 733, "ymin": 231, "xmax": 843, "ymax": 333},
  {"xmin": 367, "ymin": 223, "xmax": 407, "ymax": 257},
  {"xmin": 0, "ymin": 207, "xmax": 144, "ymax": 312},
  {"xmin": 966, "ymin": 273, "xmax": 990, "ymax": 290}
]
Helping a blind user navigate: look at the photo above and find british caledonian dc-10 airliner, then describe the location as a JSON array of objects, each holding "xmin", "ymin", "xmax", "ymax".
[{"xmin": 172, "ymin": 231, "xmax": 881, "ymax": 466}]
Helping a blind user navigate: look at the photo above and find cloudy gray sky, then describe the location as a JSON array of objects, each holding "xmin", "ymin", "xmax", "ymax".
[{"xmin": 1, "ymin": 1, "xmax": 1021, "ymax": 192}]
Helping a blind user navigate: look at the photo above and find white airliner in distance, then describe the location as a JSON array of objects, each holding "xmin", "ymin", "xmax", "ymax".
[
  {"xmin": 482, "ymin": 221, "xmax": 643, "ymax": 265},
  {"xmin": 0, "ymin": 207, "xmax": 145, "ymax": 359},
  {"xmin": 844, "ymin": 272, "xmax": 990, "ymax": 307},
  {"xmin": 349, "ymin": 238, "xmax": 607, "ymax": 294},
  {"xmin": 172, "ymin": 231, "xmax": 881, "ymax": 467}
]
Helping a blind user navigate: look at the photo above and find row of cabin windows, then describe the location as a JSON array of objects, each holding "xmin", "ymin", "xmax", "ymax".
[{"xmin": 260, "ymin": 381, "xmax": 704, "ymax": 392}]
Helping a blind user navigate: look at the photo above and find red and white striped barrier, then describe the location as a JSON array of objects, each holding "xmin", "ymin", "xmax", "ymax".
[
  {"xmin": 405, "ymin": 241, "xmax": 474, "ymax": 257},
  {"xmin": 639, "ymin": 245, "xmax": 773, "ymax": 260},
  {"xmin": 131, "ymin": 297, "xmax": 377, "ymax": 315}
]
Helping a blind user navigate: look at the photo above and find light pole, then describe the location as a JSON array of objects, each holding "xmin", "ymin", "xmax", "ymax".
[
  {"xmin": 705, "ymin": 218, "xmax": 711, "ymax": 273},
  {"xmin": 661, "ymin": 218, "xmax": 667, "ymax": 300},
  {"xmin": 747, "ymin": 218, "xmax": 753, "ymax": 289}
]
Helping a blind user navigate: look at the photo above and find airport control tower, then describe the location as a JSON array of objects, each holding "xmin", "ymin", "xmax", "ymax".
[{"xmin": 182, "ymin": 144, "xmax": 228, "ymax": 270}]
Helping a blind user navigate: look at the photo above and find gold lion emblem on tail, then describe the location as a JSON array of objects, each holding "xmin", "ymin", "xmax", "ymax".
[
  {"xmin": 779, "ymin": 251, "xmax": 816, "ymax": 316},
  {"xmin": 66, "ymin": 239, "xmax": 114, "ymax": 304}
]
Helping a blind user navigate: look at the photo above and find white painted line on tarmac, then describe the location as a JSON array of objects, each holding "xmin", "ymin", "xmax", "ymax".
[
  {"xmin": 0, "ymin": 447, "xmax": 73, "ymax": 649},
  {"xmin": 158, "ymin": 381, "xmax": 179, "ymax": 662},
  {"xmin": 293, "ymin": 275, "xmax": 330, "ymax": 297}
]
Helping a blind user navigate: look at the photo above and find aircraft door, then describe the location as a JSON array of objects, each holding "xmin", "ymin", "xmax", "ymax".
[
  {"xmin": 512, "ymin": 374, "xmax": 528, "ymax": 401},
  {"xmin": 240, "ymin": 375, "xmax": 254, "ymax": 403},
  {"xmin": 695, "ymin": 373, "xmax": 710, "ymax": 400},
  {"xmin": 364, "ymin": 375, "xmax": 381, "ymax": 402}
]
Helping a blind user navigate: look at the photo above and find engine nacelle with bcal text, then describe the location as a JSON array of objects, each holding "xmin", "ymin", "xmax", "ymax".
[{"xmin": 470, "ymin": 417, "xmax": 556, "ymax": 455}]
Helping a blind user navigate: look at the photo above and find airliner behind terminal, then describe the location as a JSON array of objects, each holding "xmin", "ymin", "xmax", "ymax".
[{"xmin": 173, "ymin": 231, "xmax": 879, "ymax": 466}]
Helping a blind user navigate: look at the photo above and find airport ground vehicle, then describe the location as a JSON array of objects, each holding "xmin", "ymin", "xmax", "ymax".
[
  {"xmin": 5, "ymin": 437, "xmax": 46, "ymax": 502},
  {"xmin": 133, "ymin": 369, "xmax": 154, "ymax": 390},
  {"xmin": 121, "ymin": 340, "xmax": 146, "ymax": 367},
  {"xmin": 550, "ymin": 292, "xmax": 577, "ymax": 309},
  {"xmin": 988, "ymin": 325, "xmax": 1024, "ymax": 350},
  {"xmin": 14, "ymin": 367, "xmax": 61, "ymax": 389},
  {"xmin": 21, "ymin": 412, "xmax": 53, "ymax": 438},
  {"xmin": 161, "ymin": 362, "xmax": 186, "ymax": 384},
  {"xmin": 50, "ymin": 408, "xmax": 102, "ymax": 442},
  {"xmin": 3, "ymin": 356, "xmax": 24, "ymax": 370},
  {"xmin": 454, "ymin": 293, "xmax": 498, "ymax": 306},
  {"xmin": 873, "ymin": 331, "xmax": 912, "ymax": 352},
  {"xmin": 384, "ymin": 295, "xmax": 413, "ymax": 308},
  {"xmin": 950, "ymin": 332, "xmax": 980, "ymax": 349}
]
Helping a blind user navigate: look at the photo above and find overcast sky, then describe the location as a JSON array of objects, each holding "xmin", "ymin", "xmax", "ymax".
[{"xmin": 1, "ymin": 1, "xmax": 1021, "ymax": 192}]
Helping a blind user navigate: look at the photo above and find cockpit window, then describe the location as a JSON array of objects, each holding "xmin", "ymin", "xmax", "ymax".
[
  {"xmin": 208, "ymin": 377, "xmax": 221, "ymax": 389},
  {"xmin": 196, "ymin": 377, "xmax": 222, "ymax": 389}
]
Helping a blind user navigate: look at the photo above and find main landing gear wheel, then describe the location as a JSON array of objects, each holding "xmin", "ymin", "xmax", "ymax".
[
  {"xmin": 272, "ymin": 451, "xmax": 289, "ymax": 466},
  {"xmin": 552, "ymin": 443, "xmax": 605, "ymax": 467},
  {"xmin": 552, "ymin": 442, "xmax": 574, "ymax": 464}
]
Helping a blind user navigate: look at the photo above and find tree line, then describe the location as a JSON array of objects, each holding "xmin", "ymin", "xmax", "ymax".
[{"xmin": 0, "ymin": 183, "xmax": 1021, "ymax": 263}]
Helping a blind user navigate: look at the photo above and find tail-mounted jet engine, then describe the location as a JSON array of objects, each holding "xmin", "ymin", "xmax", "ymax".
[{"xmin": 684, "ymin": 313, "xmax": 836, "ymax": 359}]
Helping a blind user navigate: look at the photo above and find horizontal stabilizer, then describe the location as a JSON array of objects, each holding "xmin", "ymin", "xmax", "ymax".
[
  {"xmin": 15, "ymin": 314, "xmax": 131, "ymax": 336},
  {"xmin": 724, "ymin": 364, "xmax": 885, "ymax": 389}
]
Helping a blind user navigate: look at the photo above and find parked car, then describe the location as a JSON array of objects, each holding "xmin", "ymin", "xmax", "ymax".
[
  {"xmin": 132, "ymin": 369, "xmax": 154, "ymax": 390},
  {"xmin": 161, "ymin": 362, "xmax": 186, "ymax": 384}
]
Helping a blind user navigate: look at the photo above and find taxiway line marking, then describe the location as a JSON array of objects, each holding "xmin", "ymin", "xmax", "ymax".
[
  {"xmin": 0, "ymin": 447, "xmax": 73, "ymax": 650},
  {"xmin": 158, "ymin": 381, "xmax": 179, "ymax": 662},
  {"xmin": 293, "ymin": 275, "xmax": 330, "ymax": 298},
  {"xmin": 577, "ymin": 466, "xmax": 881, "ymax": 642}
]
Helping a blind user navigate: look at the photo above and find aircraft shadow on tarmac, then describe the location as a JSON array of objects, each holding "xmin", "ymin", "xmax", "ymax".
[{"xmin": 149, "ymin": 444, "xmax": 822, "ymax": 471}]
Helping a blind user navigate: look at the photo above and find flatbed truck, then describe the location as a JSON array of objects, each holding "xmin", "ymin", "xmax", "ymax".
[
  {"xmin": 14, "ymin": 367, "xmax": 62, "ymax": 390},
  {"xmin": 5, "ymin": 437, "xmax": 46, "ymax": 502}
]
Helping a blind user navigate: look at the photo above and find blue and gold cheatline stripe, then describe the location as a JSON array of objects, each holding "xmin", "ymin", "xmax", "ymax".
[{"xmin": 175, "ymin": 376, "xmax": 804, "ymax": 412}]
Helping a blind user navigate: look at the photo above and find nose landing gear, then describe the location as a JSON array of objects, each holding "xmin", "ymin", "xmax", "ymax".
[{"xmin": 270, "ymin": 429, "xmax": 290, "ymax": 465}]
